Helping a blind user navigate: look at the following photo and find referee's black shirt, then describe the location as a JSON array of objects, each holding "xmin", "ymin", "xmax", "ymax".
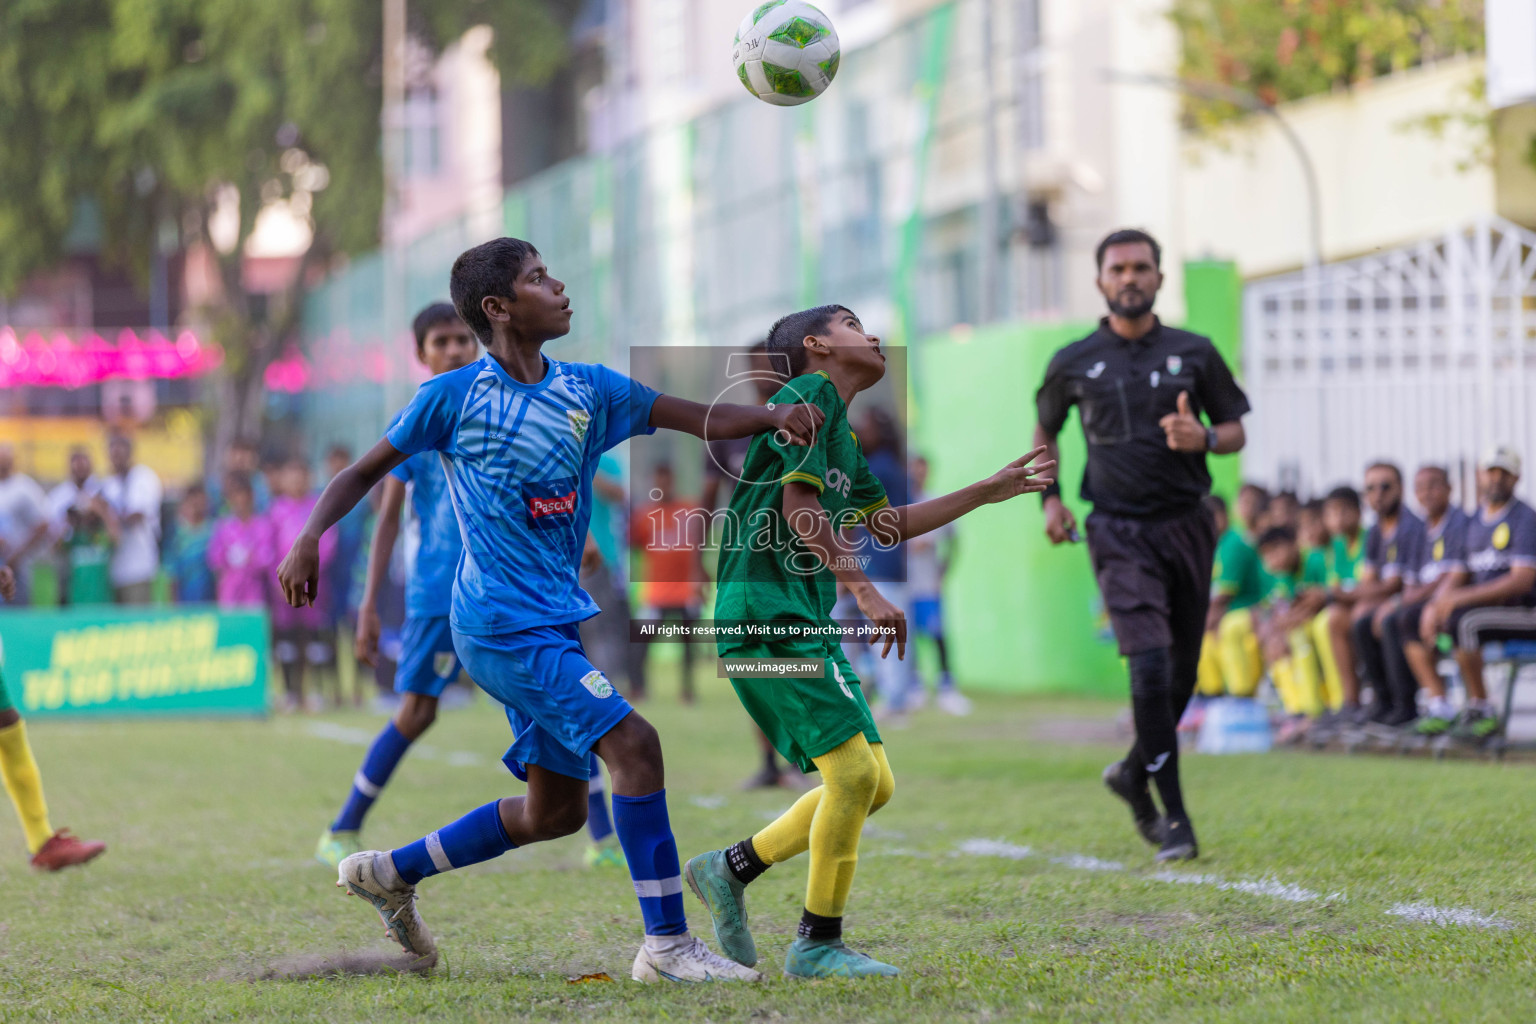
[{"xmin": 1035, "ymin": 317, "xmax": 1250, "ymax": 519}]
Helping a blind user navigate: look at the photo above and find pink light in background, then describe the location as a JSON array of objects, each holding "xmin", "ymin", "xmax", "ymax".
[{"xmin": 0, "ymin": 327, "xmax": 223, "ymax": 388}]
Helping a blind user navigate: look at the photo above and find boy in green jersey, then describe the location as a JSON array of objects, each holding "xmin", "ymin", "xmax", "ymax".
[{"xmin": 683, "ymin": 305, "xmax": 1055, "ymax": 979}]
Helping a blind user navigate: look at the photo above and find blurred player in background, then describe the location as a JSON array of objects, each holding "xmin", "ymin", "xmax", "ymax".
[
  {"xmin": 268, "ymin": 456, "xmax": 336, "ymax": 710},
  {"xmin": 906, "ymin": 453, "xmax": 967, "ymax": 714},
  {"xmin": 280, "ymin": 239, "xmax": 822, "ymax": 981},
  {"xmin": 629, "ymin": 462, "xmax": 705, "ymax": 704},
  {"xmin": 684, "ymin": 304, "xmax": 1054, "ymax": 979},
  {"xmin": 1035, "ymin": 229, "xmax": 1249, "ymax": 863},
  {"xmin": 0, "ymin": 565, "xmax": 107, "ymax": 870}
]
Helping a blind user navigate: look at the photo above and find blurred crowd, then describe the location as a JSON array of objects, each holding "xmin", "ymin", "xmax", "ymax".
[{"xmin": 1195, "ymin": 446, "xmax": 1536, "ymax": 747}]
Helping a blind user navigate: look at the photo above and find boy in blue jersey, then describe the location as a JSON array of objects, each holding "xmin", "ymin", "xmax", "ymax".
[
  {"xmin": 277, "ymin": 238, "xmax": 824, "ymax": 981},
  {"xmin": 315, "ymin": 303, "xmax": 628, "ymax": 870}
]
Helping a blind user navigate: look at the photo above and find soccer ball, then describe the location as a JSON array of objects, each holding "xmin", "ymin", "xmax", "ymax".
[{"xmin": 732, "ymin": 1, "xmax": 841, "ymax": 107}]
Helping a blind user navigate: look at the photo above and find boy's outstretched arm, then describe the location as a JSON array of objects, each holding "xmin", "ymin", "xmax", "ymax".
[
  {"xmin": 863, "ymin": 446, "xmax": 1056, "ymax": 549},
  {"xmin": 783, "ymin": 482, "xmax": 907, "ymax": 660},
  {"xmin": 277, "ymin": 438, "xmax": 409, "ymax": 608},
  {"xmin": 648, "ymin": 394, "xmax": 824, "ymax": 445}
]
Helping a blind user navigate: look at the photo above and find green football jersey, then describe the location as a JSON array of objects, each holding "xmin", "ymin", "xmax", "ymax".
[
  {"xmin": 1268, "ymin": 548, "xmax": 1329, "ymax": 603},
  {"xmin": 1212, "ymin": 529, "xmax": 1268, "ymax": 611},
  {"xmin": 1326, "ymin": 532, "xmax": 1364, "ymax": 589},
  {"xmin": 713, "ymin": 371, "xmax": 889, "ymax": 648}
]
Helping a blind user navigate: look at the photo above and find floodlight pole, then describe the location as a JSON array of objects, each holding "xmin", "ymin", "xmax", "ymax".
[{"xmin": 383, "ymin": 0, "xmax": 407, "ymax": 418}]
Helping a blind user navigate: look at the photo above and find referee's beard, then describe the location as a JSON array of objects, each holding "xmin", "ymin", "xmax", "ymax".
[{"xmin": 1106, "ymin": 291, "xmax": 1155, "ymax": 319}]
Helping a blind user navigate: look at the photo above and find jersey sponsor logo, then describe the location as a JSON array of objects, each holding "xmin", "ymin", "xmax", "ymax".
[
  {"xmin": 530, "ymin": 490, "xmax": 577, "ymax": 518},
  {"xmin": 567, "ymin": 409, "xmax": 591, "ymax": 443},
  {"xmin": 1493, "ymin": 522, "xmax": 1511, "ymax": 550},
  {"xmin": 1086, "ymin": 360, "xmax": 1106, "ymax": 379},
  {"xmin": 1166, "ymin": 355, "xmax": 1182, "ymax": 375},
  {"xmin": 825, "ymin": 466, "xmax": 854, "ymax": 498},
  {"xmin": 580, "ymin": 669, "xmax": 615, "ymax": 699},
  {"xmin": 1468, "ymin": 548, "xmax": 1508, "ymax": 574}
]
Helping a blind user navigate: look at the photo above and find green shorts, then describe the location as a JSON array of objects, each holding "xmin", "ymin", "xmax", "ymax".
[
  {"xmin": 0, "ymin": 668, "xmax": 13, "ymax": 715},
  {"xmin": 723, "ymin": 639, "xmax": 880, "ymax": 774}
]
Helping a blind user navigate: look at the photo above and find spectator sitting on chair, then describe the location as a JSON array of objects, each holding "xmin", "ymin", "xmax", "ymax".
[
  {"xmin": 1311, "ymin": 486, "xmax": 1365, "ymax": 735},
  {"xmin": 1254, "ymin": 526, "xmax": 1330, "ymax": 741},
  {"xmin": 1348, "ymin": 463, "xmax": 1424, "ymax": 727},
  {"xmin": 1385, "ymin": 466, "xmax": 1470, "ymax": 733},
  {"xmin": 1197, "ymin": 484, "xmax": 1270, "ymax": 700},
  {"xmin": 98, "ymin": 433, "xmax": 163, "ymax": 606},
  {"xmin": 1416, "ymin": 447, "xmax": 1536, "ymax": 741}
]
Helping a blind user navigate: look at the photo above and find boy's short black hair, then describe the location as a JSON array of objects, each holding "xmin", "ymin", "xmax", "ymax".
[
  {"xmin": 1302, "ymin": 498, "xmax": 1326, "ymax": 516},
  {"xmin": 450, "ymin": 238, "xmax": 541, "ymax": 344},
  {"xmin": 1366, "ymin": 461, "xmax": 1402, "ymax": 485},
  {"xmin": 1204, "ymin": 493, "xmax": 1227, "ymax": 516},
  {"xmin": 1325, "ymin": 485, "xmax": 1361, "ymax": 510},
  {"xmin": 183, "ymin": 483, "xmax": 206, "ymax": 500},
  {"xmin": 765, "ymin": 304, "xmax": 854, "ymax": 377},
  {"xmin": 1257, "ymin": 525, "xmax": 1298, "ymax": 550},
  {"xmin": 1095, "ymin": 228, "xmax": 1162, "ymax": 271},
  {"xmin": 412, "ymin": 302, "xmax": 463, "ymax": 353}
]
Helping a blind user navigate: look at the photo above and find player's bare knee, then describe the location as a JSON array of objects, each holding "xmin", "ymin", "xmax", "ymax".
[
  {"xmin": 394, "ymin": 695, "xmax": 437, "ymax": 739},
  {"xmin": 0, "ymin": 708, "xmax": 19, "ymax": 729},
  {"xmin": 533, "ymin": 799, "xmax": 588, "ymax": 841},
  {"xmin": 596, "ymin": 712, "xmax": 665, "ymax": 792}
]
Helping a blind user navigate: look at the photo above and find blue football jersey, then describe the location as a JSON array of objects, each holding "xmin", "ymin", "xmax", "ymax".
[
  {"xmin": 390, "ymin": 448, "xmax": 462, "ymax": 620},
  {"xmin": 386, "ymin": 354, "xmax": 659, "ymax": 636}
]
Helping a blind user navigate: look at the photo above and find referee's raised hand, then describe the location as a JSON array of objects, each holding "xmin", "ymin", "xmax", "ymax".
[{"xmin": 1160, "ymin": 392, "xmax": 1207, "ymax": 452}]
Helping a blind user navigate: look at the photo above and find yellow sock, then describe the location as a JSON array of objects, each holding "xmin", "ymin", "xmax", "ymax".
[
  {"xmin": 0, "ymin": 720, "xmax": 53, "ymax": 854},
  {"xmin": 750, "ymin": 742, "xmax": 894, "ymax": 867},
  {"xmin": 1287, "ymin": 627, "xmax": 1326, "ymax": 717},
  {"xmin": 1310, "ymin": 610, "xmax": 1344, "ymax": 712}
]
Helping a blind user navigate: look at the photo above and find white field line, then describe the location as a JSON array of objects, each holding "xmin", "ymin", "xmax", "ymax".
[{"xmin": 959, "ymin": 839, "xmax": 1510, "ymax": 930}]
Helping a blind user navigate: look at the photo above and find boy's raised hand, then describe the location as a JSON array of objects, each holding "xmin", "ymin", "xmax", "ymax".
[
  {"xmin": 767, "ymin": 401, "xmax": 825, "ymax": 446},
  {"xmin": 851, "ymin": 582, "xmax": 906, "ymax": 660},
  {"xmin": 979, "ymin": 446, "xmax": 1057, "ymax": 504},
  {"xmin": 276, "ymin": 536, "xmax": 321, "ymax": 608}
]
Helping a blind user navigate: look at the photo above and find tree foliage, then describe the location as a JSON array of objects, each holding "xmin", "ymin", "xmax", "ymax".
[
  {"xmin": 0, "ymin": 0, "xmax": 578, "ymax": 440},
  {"xmin": 1170, "ymin": 0, "xmax": 1486, "ymax": 130}
]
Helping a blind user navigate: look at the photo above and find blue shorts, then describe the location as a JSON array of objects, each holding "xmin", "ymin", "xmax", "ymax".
[
  {"xmin": 454, "ymin": 622, "xmax": 632, "ymax": 782},
  {"xmin": 911, "ymin": 597, "xmax": 944, "ymax": 636},
  {"xmin": 395, "ymin": 616, "xmax": 463, "ymax": 697}
]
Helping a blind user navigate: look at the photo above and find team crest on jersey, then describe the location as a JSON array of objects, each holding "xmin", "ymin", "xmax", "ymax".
[
  {"xmin": 434, "ymin": 652, "xmax": 457, "ymax": 679},
  {"xmin": 1166, "ymin": 355, "xmax": 1182, "ymax": 375},
  {"xmin": 1086, "ymin": 361, "xmax": 1106, "ymax": 379},
  {"xmin": 1494, "ymin": 523, "xmax": 1511, "ymax": 550},
  {"xmin": 567, "ymin": 409, "xmax": 591, "ymax": 442},
  {"xmin": 580, "ymin": 670, "xmax": 615, "ymax": 699}
]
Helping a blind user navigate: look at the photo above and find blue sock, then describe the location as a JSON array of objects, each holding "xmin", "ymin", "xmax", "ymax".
[
  {"xmin": 586, "ymin": 754, "xmax": 614, "ymax": 843},
  {"xmin": 390, "ymin": 799, "xmax": 516, "ymax": 885},
  {"xmin": 611, "ymin": 789, "xmax": 687, "ymax": 936},
  {"xmin": 332, "ymin": 721, "xmax": 413, "ymax": 832}
]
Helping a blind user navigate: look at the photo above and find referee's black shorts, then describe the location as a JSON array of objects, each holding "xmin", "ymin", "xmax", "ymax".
[{"xmin": 1085, "ymin": 504, "xmax": 1217, "ymax": 657}]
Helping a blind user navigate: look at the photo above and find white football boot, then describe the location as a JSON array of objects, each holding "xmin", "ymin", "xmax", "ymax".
[
  {"xmin": 337, "ymin": 851, "xmax": 438, "ymax": 968},
  {"xmin": 631, "ymin": 934, "xmax": 765, "ymax": 983}
]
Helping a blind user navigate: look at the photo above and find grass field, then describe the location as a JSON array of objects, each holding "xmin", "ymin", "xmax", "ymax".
[{"xmin": 6, "ymin": 679, "xmax": 1536, "ymax": 1022}]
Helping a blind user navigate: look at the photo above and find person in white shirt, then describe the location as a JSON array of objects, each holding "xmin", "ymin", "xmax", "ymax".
[
  {"xmin": 0, "ymin": 445, "xmax": 50, "ymax": 606},
  {"xmin": 47, "ymin": 448, "xmax": 101, "ymax": 535},
  {"xmin": 98, "ymin": 434, "xmax": 163, "ymax": 605}
]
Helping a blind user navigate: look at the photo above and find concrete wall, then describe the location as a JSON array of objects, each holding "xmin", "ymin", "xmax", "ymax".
[{"xmin": 1179, "ymin": 57, "xmax": 1499, "ymax": 277}]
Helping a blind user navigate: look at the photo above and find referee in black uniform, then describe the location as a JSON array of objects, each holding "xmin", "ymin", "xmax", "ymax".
[{"xmin": 1034, "ymin": 229, "xmax": 1250, "ymax": 862}]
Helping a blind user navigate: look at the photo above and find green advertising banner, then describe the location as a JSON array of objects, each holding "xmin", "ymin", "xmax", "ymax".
[{"xmin": 0, "ymin": 607, "xmax": 269, "ymax": 718}]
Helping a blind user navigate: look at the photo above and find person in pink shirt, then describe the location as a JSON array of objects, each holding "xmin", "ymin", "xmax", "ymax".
[
  {"xmin": 268, "ymin": 457, "xmax": 337, "ymax": 711},
  {"xmin": 208, "ymin": 473, "xmax": 274, "ymax": 609}
]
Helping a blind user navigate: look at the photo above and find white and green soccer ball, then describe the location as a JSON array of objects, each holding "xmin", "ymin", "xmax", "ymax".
[{"xmin": 732, "ymin": 0, "xmax": 841, "ymax": 107}]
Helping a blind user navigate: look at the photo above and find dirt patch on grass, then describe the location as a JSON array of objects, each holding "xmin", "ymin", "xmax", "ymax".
[{"xmin": 234, "ymin": 948, "xmax": 437, "ymax": 980}]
